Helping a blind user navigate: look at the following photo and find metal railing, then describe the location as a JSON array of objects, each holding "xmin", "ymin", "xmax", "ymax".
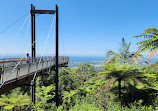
[{"xmin": 0, "ymin": 56, "xmax": 69, "ymax": 84}]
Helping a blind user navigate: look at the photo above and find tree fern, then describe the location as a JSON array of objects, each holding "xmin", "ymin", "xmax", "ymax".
[
  {"xmin": 0, "ymin": 92, "xmax": 31, "ymax": 110},
  {"xmin": 134, "ymin": 27, "xmax": 158, "ymax": 58},
  {"xmin": 101, "ymin": 63, "xmax": 155, "ymax": 101}
]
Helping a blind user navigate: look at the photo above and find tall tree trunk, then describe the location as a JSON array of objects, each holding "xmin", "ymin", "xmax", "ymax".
[{"xmin": 118, "ymin": 79, "xmax": 121, "ymax": 101}]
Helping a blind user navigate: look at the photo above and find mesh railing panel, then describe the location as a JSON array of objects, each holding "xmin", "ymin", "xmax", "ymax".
[
  {"xmin": 3, "ymin": 67, "xmax": 17, "ymax": 83},
  {"xmin": 18, "ymin": 64, "xmax": 29, "ymax": 77}
]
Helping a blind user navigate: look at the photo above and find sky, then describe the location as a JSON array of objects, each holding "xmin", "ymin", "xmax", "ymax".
[{"xmin": 0, "ymin": 0, "xmax": 158, "ymax": 57}]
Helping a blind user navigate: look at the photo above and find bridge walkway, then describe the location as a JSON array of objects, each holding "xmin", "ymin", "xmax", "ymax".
[{"xmin": 0, "ymin": 56, "xmax": 69, "ymax": 94}]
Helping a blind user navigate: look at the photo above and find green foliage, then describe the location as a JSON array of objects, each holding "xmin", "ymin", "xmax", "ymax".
[
  {"xmin": 107, "ymin": 100, "xmax": 154, "ymax": 111},
  {"xmin": 36, "ymin": 71, "xmax": 56, "ymax": 87},
  {"xmin": 84, "ymin": 77, "xmax": 107, "ymax": 93},
  {"xmin": 101, "ymin": 63, "xmax": 156, "ymax": 103},
  {"xmin": 147, "ymin": 61, "xmax": 158, "ymax": 74},
  {"xmin": 69, "ymin": 101, "xmax": 102, "ymax": 111},
  {"xmin": 134, "ymin": 27, "xmax": 158, "ymax": 58},
  {"xmin": 106, "ymin": 38, "xmax": 144, "ymax": 64},
  {"xmin": 59, "ymin": 68, "xmax": 77, "ymax": 91},
  {"xmin": 0, "ymin": 91, "xmax": 31, "ymax": 110},
  {"xmin": 74, "ymin": 63, "xmax": 97, "ymax": 86},
  {"xmin": 2, "ymin": 58, "xmax": 158, "ymax": 110},
  {"xmin": 63, "ymin": 90, "xmax": 78, "ymax": 100},
  {"xmin": 35, "ymin": 85, "xmax": 55, "ymax": 110},
  {"xmin": 102, "ymin": 63, "xmax": 139, "ymax": 80}
]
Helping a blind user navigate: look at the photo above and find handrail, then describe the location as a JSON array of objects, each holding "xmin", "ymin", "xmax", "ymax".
[
  {"xmin": 0, "ymin": 56, "xmax": 69, "ymax": 64},
  {"xmin": 0, "ymin": 56, "xmax": 68, "ymax": 60}
]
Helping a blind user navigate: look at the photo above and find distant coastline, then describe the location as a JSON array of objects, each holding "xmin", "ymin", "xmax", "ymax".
[
  {"xmin": 69, "ymin": 56, "xmax": 106, "ymax": 62},
  {"xmin": 68, "ymin": 56, "xmax": 106, "ymax": 70}
]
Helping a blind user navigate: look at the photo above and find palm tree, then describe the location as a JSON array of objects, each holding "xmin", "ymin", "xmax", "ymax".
[
  {"xmin": 101, "ymin": 63, "xmax": 150, "ymax": 102},
  {"xmin": 106, "ymin": 38, "xmax": 145, "ymax": 64},
  {"xmin": 134, "ymin": 27, "xmax": 158, "ymax": 58}
]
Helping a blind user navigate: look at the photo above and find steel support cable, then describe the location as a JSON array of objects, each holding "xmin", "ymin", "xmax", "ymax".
[
  {"xmin": 36, "ymin": 33, "xmax": 45, "ymax": 57},
  {"xmin": 48, "ymin": 19, "xmax": 55, "ymax": 57},
  {"xmin": 48, "ymin": 24, "xmax": 55, "ymax": 57},
  {"xmin": 52, "ymin": 24, "xmax": 55, "ymax": 56},
  {"xmin": 35, "ymin": 14, "xmax": 42, "ymax": 56},
  {"xmin": 31, "ymin": 15, "xmax": 55, "ymax": 84},
  {"xmin": 0, "ymin": 12, "xmax": 30, "ymax": 35},
  {"xmin": 22, "ymin": 17, "xmax": 31, "ymax": 53},
  {"xmin": 23, "ymin": 14, "xmax": 40, "ymax": 53},
  {"xmin": 36, "ymin": 32, "xmax": 43, "ymax": 56},
  {"xmin": 0, "ymin": 14, "xmax": 30, "ymax": 60},
  {"xmin": 0, "ymin": 36, "xmax": 40, "ymax": 88},
  {"xmin": 59, "ymin": 21, "xmax": 66, "ymax": 56},
  {"xmin": 25, "ymin": 14, "xmax": 41, "ymax": 54}
]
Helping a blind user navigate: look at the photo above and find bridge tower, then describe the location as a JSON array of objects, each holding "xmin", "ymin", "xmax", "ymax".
[{"xmin": 30, "ymin": 4, "xmax": 59, "ymax": 106}]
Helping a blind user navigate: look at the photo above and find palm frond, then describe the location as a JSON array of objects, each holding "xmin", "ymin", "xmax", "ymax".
[
  {"xmin": 106, "ymin": 51, "xmax": 120, "ymax": 57},
  {"xmin": 134, "ymin": 34, "xmax": 156, "ymax": 38},
  {"xmin": 147, "ymin": 48, "xmax": 158, "ymax": 58}
]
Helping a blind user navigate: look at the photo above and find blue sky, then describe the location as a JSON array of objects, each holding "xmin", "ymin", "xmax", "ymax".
[{"xmin": 0, "ymin": 0, "xmax": 158, "ymax": 57}]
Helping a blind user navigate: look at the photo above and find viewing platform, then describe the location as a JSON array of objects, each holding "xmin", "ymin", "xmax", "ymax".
[{"xmin": 0, "ymin": 56, "xmax": 69, "ymax": 94}]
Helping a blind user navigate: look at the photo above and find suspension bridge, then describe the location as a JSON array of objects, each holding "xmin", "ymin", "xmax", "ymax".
[{"xmin": 0, "ymin": 4, "xmax": 68, "ymax": 106}]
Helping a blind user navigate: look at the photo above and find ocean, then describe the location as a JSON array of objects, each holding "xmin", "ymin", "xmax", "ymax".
[{"xmin": 69, "ymin": 56, "xmax": 106, "ymax": 62}]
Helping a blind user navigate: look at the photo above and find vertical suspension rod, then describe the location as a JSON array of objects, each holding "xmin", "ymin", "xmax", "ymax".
[
  {"xmin": 31, "ymin": 4, "xmax": 36, "ymax": 104},
  {"xmin": 55, "ymin": 4, "xmax": 59, "ymax": 107}
]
